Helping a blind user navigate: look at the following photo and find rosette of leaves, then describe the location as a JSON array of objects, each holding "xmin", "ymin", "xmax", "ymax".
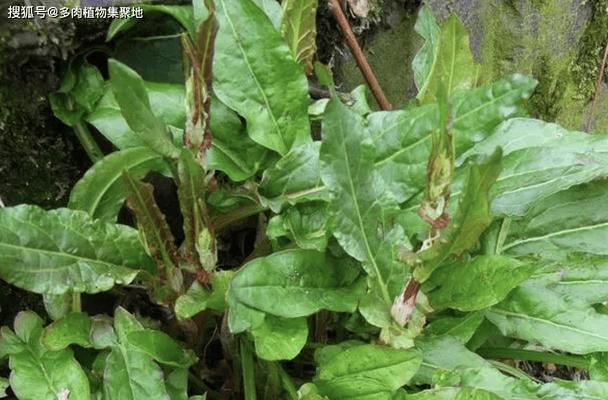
[{"xmin": 1, "ymin": 1, "xmax": 608, "ymax": 399}]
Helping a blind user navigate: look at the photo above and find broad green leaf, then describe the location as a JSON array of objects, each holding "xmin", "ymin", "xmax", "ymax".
[
  {"xmin": 267, "ymin": 202, "xmax": 329, "ymax": 252},
  {"xmin": 107, "ymin": 5, "xmax": 196, "ymax": 41},
  {"xmin": 207, "ymin": 98, "xmax": 268, "ymax": 182},
  {"xmin": 90, "ymin": 316, "xmax": 118, "ymax": 349},
  {"xmin": 1, "ymin": 312, "xmax": 90, "ymax": 400},
  {"xmin": 229, "ymin": 249, "xmax": 365, "ymax": 318},
  {"xmin": 320, "ymin": 97, "xmax": 402, "ymax": 308},
  {"xmin": 402, "ymin": 387, "xmax": 503, "ymax": 400},
  {"xmin": 487, "ymin": 282, "xmax": 608, "ymax": 354},
  {"xmin": 413, "ymin": 337, "xmax": 538, "ymax": 398},
  {"xmin": 165, "ymin": 368, "xmax": 188, "ymax": 400},
  {"xmin": 50, "ymin": 61, "xmax": 105, "ymax": 127},
  {"xmin": 414, "ymin": 150, "xmax": 502, "ymax": 282},
  {"xmin": 259, "ymin": 142, "xmax": 327, "ymax": 212},
  {"xmin": 416, "ymin": 13, "xmax": 479, "ymax": 104},
  {"xmin": 523, "ymin": 256, "xmax": 608, "ymax": 308},
  {"xmin": 252, "ymin": 0, "xmax": 282, "ymax": 27},
  {"xmin": 123, "ymin": 172, "xmax": 178, "ymax": 274},
  {"xmin": 43, "ymin": 312, "xmax": 91, "ymax": 351},
  {"xmin": 0, "ymin": 205, "xmax": 149, "ymax": 294},
  {"xmin": 87, "ymin": 82, "xmax": 267, "ymax": 181},
  {"xmin": 412, "ymin": 6, "xmax": 440, "ymax": 94},
  {"xmin": 104, "ymin": 308, "xmax": 170, "ymax": 400},
  {"xmin": 424, "ymin": 311, "xmax": 485, "ymax": 344},
  {"xmin": 69, "ymin": 147, "xmax": 171, "ymax": 221},
  {"xmin": 175, "ymin": 270, "xmax": 234, "ymax": 319},
  {"xmin": 538, "ymin": 380, "xmax": 608, "ymax": 400},
  {"xmin": 503, "ymin": 182, "xmax": 608, "ymax": 258},
  {"xmin": 86, "ymin": 82, "xmax": 186, "ymax": 150},
  {"xmin": 371, "ymin": 74, "xmax": 535, "ymax": 203},
  {"xmin": 313, "ymin": 344, "xmax": 422, "ymax": 399},
  {"xmin": 108, "ymin": 59, "xmax": 180, "ymax": 158},
  {"xmin": 215, "ymin": 0, "xmax": 311, "ymax": 155},
  {"xmin": 280, "ymin": 0, "xmax": 317, "ymax": 74},
  {"xmin": 0, "ymin": 377, "xmax": 7, "ymax": 398},
  {"xmin": 43, "ymin": 292, "xmax": 72, "ymax": 321},
  {"xmin": 426, "ymin": 256, "xmax": 536, "ymax": 311},
  {"xmin": 460, "ymin": 119, "xmax": 608, "ymax": 217},
  {"xmin": 250, "ymin": 315, "xmax": 308, "ymax": 360},
  {"xmin": 226, "ymin": 295, "xmax": 265, "ymax": 334},
  {"xmin": 127, "ymin": 330, "xmax": 196, "ymax": 368}
]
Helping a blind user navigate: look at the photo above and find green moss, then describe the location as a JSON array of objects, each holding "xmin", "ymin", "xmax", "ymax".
[
  {"xmin": 337, "ymin": 13, "xmax": 422, "ymax": 109},
  {"xmin": 479, "ymin": 0, "xmax": 608, "ymax": 132}
]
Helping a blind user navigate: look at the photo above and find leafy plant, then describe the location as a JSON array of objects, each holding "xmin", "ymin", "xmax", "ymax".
[{"xmin": 2, "ymin": 1, "xmax": 608, "ymax": 399}]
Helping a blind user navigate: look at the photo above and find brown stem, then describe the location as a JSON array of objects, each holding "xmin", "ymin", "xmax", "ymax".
[
  {"xmin": 586, "ymin": 40, "xmax": 608, "ymax": 132},
  {"xmin": 328, "ymin": 0, "xmax": 392, "ymax": 111}
]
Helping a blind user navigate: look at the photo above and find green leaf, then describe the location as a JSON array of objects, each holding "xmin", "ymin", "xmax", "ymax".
[
  {"xmin": 424, "ymin": 311, "xmax": 485, "ymax": 344},
  {"xmin": 42, "ymin": 293, "xmax": 72, "ymax": 321},
  {"xmin": 165, "ymin": 368, "xmax": 188, "ymax": 400},
  {"xmin": 107, "ymin": 5, "xmax": 196, "ymax": 41},
  {"xmin": 43, "ymin": 312, "xmax": 91, "ymax": 351},
  {"xmin": 0, "ymin": 205, "xmax": 149, "ymax": 294},
  {"xmin": 207, "ymin": 98, "xmax": 268, "ymax": 181},
  {"xmin": 0, "ymin": 377, "xmax": 7, "ymax": 398},
  {"xmin": 259, "ymin": 142, "xmax": 327, "ymax": 212},
  {"xmin": 538, "ymin": 380, "xmax": 608, "ymax": 400},
  {"xmin": 371, "ymin": 74, "xmax": 535, "ymax": 203},
  {"xmin": 414, "ymin": 150, "xmax": 502, "ymax": 282},
  {"xmin": 215, "ymin": 0, "xmax": 311, "ymax": 155},
  {"xmin": 313, "ymin": 344, "xmax": 422, "ymax": 399},
  {"xmin": 252, "ymin": 0, "xmax": 282, "ymax": 27},
  {"xmin": 250, "ymin": 315, "xmax": 308, "ymax": 360},
  {"xmin": 460, "ymin": 119, "xmax": 608, "ymax": 217},
  {"xmin": 403, "ymin": 387, "xmax": 503, "ymax": 400},
  {"xmin": 104, "ymin": 308, "xmax": 170, "ymax": 399},
  {"xmin": 487, "ymin": 282, "xmax": 608, "ymax": 354},
  {"xmin": 280, "ymin": 0, "xmax": 317, "ymax": 74},
  {"xmin": 175, "ymin": 270, "xmax": 234, "ymax": 319},
  {"xmin": 50, "ymin": 61, "xmax": 105, "ymax": 127},
  {"xmin": 229, "ymin": 249, "xmax": 365, "ymax": 318},
  {"xmin": 123, "ymin": 171, "xmax": 178, "ymax": 274},
  {"xmin": 86, "ymin": 82, "xmax": 186, "ymax": 150},
  {"xmin": 426, "ymin": 256, "xmax": 536, "ymax": 311},
  {"xmin": 412, "ymin": 6, "xmax": 440, "ymax": 94},
  {"xmin": 267, "ymin": 202, "xmax": 329, "ymax": 252},
  {"xmin": 127, "ymin": 330, "xmax": 196, "ymax": 368},
  {"xmin": 1, "ymin": 312, "xmax": 90, "ymax": 400},
  {"xmin": 416, "ymin": 13, "xmax": 479, "ymax": 104},
  {"xmin": 413, "ymin": 337, "xmax": 538, "ymax": 398},
  {"xmin": 69, "ymin": 147, "xmax": 171, "ymax": 221},
  {"xmin": 320, "ymin": 98, "xmax": 402, "ymax": 308},
  {"xmin": 503, "ymin": 182, "xmax": 608, "ymax": 258},
  {"xmin": 108, "ymin": 59, "xmax": 180, "ymax": 158}
]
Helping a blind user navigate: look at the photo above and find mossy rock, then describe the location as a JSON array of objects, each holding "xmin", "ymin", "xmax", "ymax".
[
  {"xmin": 429, "ymin": 0, "xmax": 608, "ymax": 132},
  {"xmin": 336, "ymin": 8, "xmax": 423, "ymax": 109}
]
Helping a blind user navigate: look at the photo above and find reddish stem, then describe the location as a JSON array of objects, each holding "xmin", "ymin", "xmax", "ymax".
[
  {"xmin": 586, "ymin": 40, "xmax": 608, "ymax": 132},
  {"xmin": 328, "ymin": 0, "xmax": 392, "ymax": 111}
]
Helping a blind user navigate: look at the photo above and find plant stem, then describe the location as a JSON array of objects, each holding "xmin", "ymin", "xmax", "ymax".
[
  {"xmin": 276, "ymin": 364, "xmax": 298, "ymax": 400},
  {"xmin": 212, "ymin": 203, "xmax": 266, "ymax": 233},
  {"xmin": 240, "ymin": 339, "xmax": 257, "ymax": 400},
  {"xmin": 73, "ymin": 121, "xmax": 104, "ymax": 163},
  {"xmin": 478, "ymin": 347, "xmax": 590, "ymax": 370},
  {"xmin": 487, "ymin": 360, "xmax": 541, "ymax": 383},
  {"xmin": 585, "ymin": 40, "xmax": 608, "ymax": 132},
  {"xmin": 71, "ymin": 293, "xmax": 81, "ymax": 313},
  {"xmin": 327, "ymin": 0, "xmax": 392, "ymax": 111}
]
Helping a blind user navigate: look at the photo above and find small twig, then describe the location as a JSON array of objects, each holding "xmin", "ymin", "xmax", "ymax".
[
  {"xmin": 585, "ymin": 40, "xmax": 608, "ymax": 132},
  {"xmin": 328, "ymin": 0, "xmax": 392, "ymax": 111}
]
